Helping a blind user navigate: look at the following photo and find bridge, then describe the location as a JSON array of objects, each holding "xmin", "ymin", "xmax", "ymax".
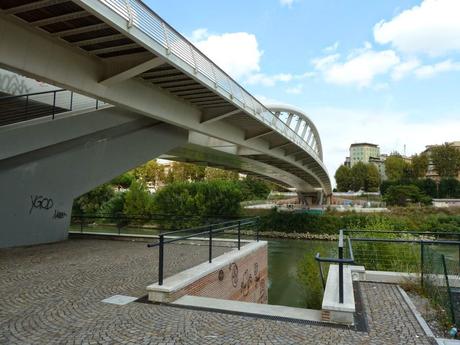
[{"xmin": 0, "ymin": 0, "xmax": 331, "ymax": 248}]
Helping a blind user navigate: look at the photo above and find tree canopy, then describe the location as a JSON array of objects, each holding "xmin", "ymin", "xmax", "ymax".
[{"xmin": 431, "ymin": 143, "xmax": 460, "ymax": 178}]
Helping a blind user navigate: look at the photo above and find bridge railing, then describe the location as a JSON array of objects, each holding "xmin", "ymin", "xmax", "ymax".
[
  {"xmin": 147, "ymin": 217, "xmax": 260, "ymax": 285},
  {"xmin": 0, "ymin": 89, "xmax": 107, "ymax": 126},
  {"xmin": 100, "ymin": 0, "xmax": 322, "ymax": 162}
]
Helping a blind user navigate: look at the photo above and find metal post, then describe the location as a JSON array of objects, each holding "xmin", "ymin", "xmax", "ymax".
[
  {"xmin": 458, "ymin": 234, "xmax": 460, "ymax": 267},
  {"xmin": 25, "ymin": 95, "xmax": 29, "ymax": 118},
  {"xmin": 442, "ymin": 254, "xmax": 456, "ymax": 325},
  {"xmin": 209, "ymin": 225, "xmax": 212, "ymax": 263},
  {"xmin": 52, "ymin": 91, "xmax": 56, "ymax": 119},
  {"xmin": 237, "ymin": 221, "xmax": 241, "ymax": 250},
  {"xmin": 339, "ymin": 245, "xmax": 344, "ymax": 304},
  {"xmin": 158, "ymin": 235, "xmax": 164, "ymax": 286},
  {"xmin": 318, "ymin": 260, "xmax": 325, "ymax": 289},
  {"xmin": 420, "ymin": 241, "xmax": 424, "ymax": 288},
  {"xmin": 96, "ymin": 99, "xmax": 99, "ymax": 109},
  {"xmin": 256, "ymin": 218, "xmax": 260, "ymax": 242},
  {"xmin": 70, "ymin": 91, "xmax": 74, "ymax": 111},
  {"xmin": 80, "ymin": 216, "xmax": 83, "ymax": 233},
  {"xmin": 338, "ymin": 229, "xmax": 344, "ymax": 304}
]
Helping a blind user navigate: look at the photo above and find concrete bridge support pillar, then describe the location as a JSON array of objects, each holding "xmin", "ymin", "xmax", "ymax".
[{"xmin": 0, "ymin": 108, "xmax": 187, "ymax": 248}]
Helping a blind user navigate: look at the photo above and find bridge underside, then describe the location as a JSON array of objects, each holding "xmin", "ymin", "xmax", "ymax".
[{"xmin": 0, "ymin": 0, "xmax": 332, "ymax": 248}]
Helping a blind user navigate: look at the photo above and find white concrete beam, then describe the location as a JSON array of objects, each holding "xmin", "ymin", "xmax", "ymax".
[
  {"xmin": 2, "ymin": 0, "xmax": 68, "ymax": 15},
  {"xmin": 245, "ymin": 130, "xmax": 273, "ymax": 141},
  {"xmin": 200, "ymin": 109, "xmax": 242, "ymax": 124},
  {"xmin": 100, "ymin": 57, "xmax": 164, "ymax": 86},
  {"xmin": 31, "ymin": 11, "xmax": 89, "ymax": 27}
]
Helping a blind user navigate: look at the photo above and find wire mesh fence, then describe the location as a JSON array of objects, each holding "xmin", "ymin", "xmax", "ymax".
[{"xmin": 422, "ymin": 244, "xmax": 460, "ymax": 326}]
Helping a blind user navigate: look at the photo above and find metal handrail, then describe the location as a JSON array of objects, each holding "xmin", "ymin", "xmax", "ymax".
[
  {"xmin": 146, "ymin": 217, "xmax": 260, "ymax": 285},
  {"xmin": 0, "ymin": 88, "xmax": 106, "ymax": 125},
  {"xmin": 100, "ymin": 0, "xmax": 324, "ymax": 163},
  {"xmin": 0, "ymin": 89, "xmax": 66, "ymax": 100},
  {"xmin": 315, "ymin": 229, "xmax": 355, "ymax": 304},
  {"xmin": 344, "ymin": 229, "xmax": 460, "ymax": 237}
]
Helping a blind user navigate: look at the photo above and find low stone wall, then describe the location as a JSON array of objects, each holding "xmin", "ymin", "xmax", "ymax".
[{"xmin": 147, "ymin": 241, "xmax": 268, "ymax": 304}]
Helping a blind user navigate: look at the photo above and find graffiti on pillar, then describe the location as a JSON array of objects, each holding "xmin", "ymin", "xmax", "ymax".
[
  {"xmin": 0, "ymin": 73, "xmax": 32, "ymax": 95},
  {"xmin": 29, "ymin": 195, "xmax": 54, "ymax": 214},
  {"xmin": 28, "ymin": 195, "xmax": 66, "ymax": 220},
  {"xmin": 53, "ymin": 209, "xmax": 67, "ymax": 219}
]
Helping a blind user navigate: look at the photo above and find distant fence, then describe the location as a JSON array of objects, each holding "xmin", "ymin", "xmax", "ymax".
[{"xmin": 70, "ymin": 213, "xmax": 245, "ymax": 235}]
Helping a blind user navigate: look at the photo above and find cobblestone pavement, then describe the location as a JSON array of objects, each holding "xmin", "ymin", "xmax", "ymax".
[{"xmin": 0, "ymin": 239, "xmax": 435, "ymax": 344}]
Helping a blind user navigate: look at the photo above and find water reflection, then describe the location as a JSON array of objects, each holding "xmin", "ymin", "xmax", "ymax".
[{"xmin": 267, "ymin": 239, "xmax": 336, "ymax": 309}]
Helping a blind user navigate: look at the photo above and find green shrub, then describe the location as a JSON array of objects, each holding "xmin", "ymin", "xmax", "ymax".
[
  {"xmin": 123, "ymin": 181, "xmax": 154, "ymax": 220},
  {"xmin": 384, "ymin": 185, "xmax": 432, "ymax": 206}
]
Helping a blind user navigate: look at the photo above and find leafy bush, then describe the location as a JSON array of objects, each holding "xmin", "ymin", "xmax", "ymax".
[
  {"xmin": 123, "ymin": 181, "xmax": 154, "ymax": 220},
  {"xmin": 72, "ymin": 183, "xmax": 115, "ymax": 215},
  {"xmin": 153, "ymin": 180, "xmax": 244, "ymax": 228},
  {"xmin": 384, "ymin": 185, "xmax": 432, "ymax": 206}
]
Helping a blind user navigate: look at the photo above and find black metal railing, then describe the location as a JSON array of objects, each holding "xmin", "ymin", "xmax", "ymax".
[
  {"xmin": 344, "ymin": 229, "xmax": 460, "ymax": 326},
  {"xmin": 0, "ymin": 89, "xmax": 104, "ymax": 127},
  {"xmin": 146, "ymin": 217, "xmax": 260, "ymax": 285},
  {"xmin": 315, "ymin": 229, "xmax": 354, "ymax": 303},
  {"xmin": 70, "ymin": 213, "xmax": 245, "ymax": 235}
]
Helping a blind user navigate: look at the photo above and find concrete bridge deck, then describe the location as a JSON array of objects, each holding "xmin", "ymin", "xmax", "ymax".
[{"xmin": 0, "ymin": 238, "xmax": 435, "ymax": 344}]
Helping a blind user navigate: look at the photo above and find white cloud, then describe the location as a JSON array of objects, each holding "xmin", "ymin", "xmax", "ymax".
[
  {"xmin": 324, "ymin": 42, "xmax": 339, "ymax": 53},
  {"xmin": 190, "ymin": 28, "xmax": 262, "ymax": 79},
  {"xmin": 246, "ymin": 73, "xmax": 293, "ymax": 87},
  {"xmin": 245, "ymin": 71, "xmax": 314, "ymax": 87},
  {"xmin": 286, "ymin": 84, "xmax": 303, "ymax": 94},
  {"xmin": 280, "ymin": 0, "xmax": 297, "ymax": 8},
  {"xmin": 374, "ymin": 0, "xmax": 460, "ymax": 56},
  {"xmin": 310, "ymin": 106, "xmax": 460, "ymax": 183},
  {"xmin": 414, "ymin": 59, "xmax": 460, "ymax": 78},
  {"xmin": 391, "ymin": 59, "xmax": 420, "ymax": 80},
  {"xmin": 312, "ymin": 47, "xmax": 400, "ymax": 87}
]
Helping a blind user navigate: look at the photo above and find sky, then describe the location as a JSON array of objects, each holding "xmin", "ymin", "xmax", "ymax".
[{"xmin": 146, "ymin": 0, "xmax": 460, "ymax": 184}]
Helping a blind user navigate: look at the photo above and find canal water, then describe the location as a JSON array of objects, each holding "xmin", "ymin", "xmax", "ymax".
[{"xmin": 267, "ymin": 239, "xmax": 336, "ymax": 309}]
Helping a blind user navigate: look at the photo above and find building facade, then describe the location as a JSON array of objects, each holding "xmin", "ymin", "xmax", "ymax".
[{"xmin": 345, "ymin": 143, "xmax": 386, "ymax": 180}]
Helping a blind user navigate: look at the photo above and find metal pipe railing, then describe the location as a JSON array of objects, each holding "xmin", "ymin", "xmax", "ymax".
[
  {"xmin": 315, "ymin": 229, "xmax": 355, "ymax": 304},
  {"xmin": 146, "ymin": 217, "xmax": 260, "ymax": 285},
  {"xmin": 0, "ymin": 89, "xmax": 105, "ymax": 126}
]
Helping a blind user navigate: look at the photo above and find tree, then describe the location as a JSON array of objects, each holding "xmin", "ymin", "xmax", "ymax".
[
  {"xmin": 110, "ymin": 171, "xmax": 135, "ymax": 189},
  {"xmin": 411, "ymin": 153, "xmax": 429, "ymax": 179},
  {"xmin": 384, "ymin": 185, "xmax": 431, "ymax": 206},
  {"xmin": 133, "ymin": 160, "xmax": 165, "ymax": 186},
  {"xmin": 384, "ymin": 154, "xmax": 407, "ymax": 181},
  {"xmin": 165, "ymin": 162, "xmax": 206, "ymax": 183},
  {"xmin": 350, "ymin": 162, "xmax": 368, "ymax": 191},
  {"xmin": 431, "ymin": 143, "xmax": 460, "ymax": 178},
  {"xmin": 72, "ymin": 183, "xmax": 115, "ymax": 215},
  {"xmin": 365, "ymin": 164, "xmax": 381, "ymax": 192},
  {"xmin": 439, "ymin": 178, "xmax": 460, "ymax": 198},
  {"xmin": 205, "ymin": 167, "xmax": 239, "ymax": 180},
  {"xmin": 123, "ymin": 181, "xmax": 153, "ymax": 217},
  {"xmin": 334, "ymin": 165, "xmax": 352, "ymax": 192},
  {"xmin": 240, "ymin": 176, "xmax": 271, "ymax": 200}
]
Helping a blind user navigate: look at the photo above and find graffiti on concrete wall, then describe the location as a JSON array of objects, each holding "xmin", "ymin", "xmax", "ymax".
[
  {"xmin": 29, "ymin": 195, "xmax": 67, "ymax": 220},
  {"xmin": 29, "ymin": 195, "xmax": 54, "ymax": 214},
  {"xmin": 0, "ymin": 73, "xmax": 32, "ymax": 95}
]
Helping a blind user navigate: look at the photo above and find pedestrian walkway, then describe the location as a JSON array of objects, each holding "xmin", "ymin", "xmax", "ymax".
[{"xmin": 0, "ymin": 239, "xmax": 435, "ymax": 344}]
